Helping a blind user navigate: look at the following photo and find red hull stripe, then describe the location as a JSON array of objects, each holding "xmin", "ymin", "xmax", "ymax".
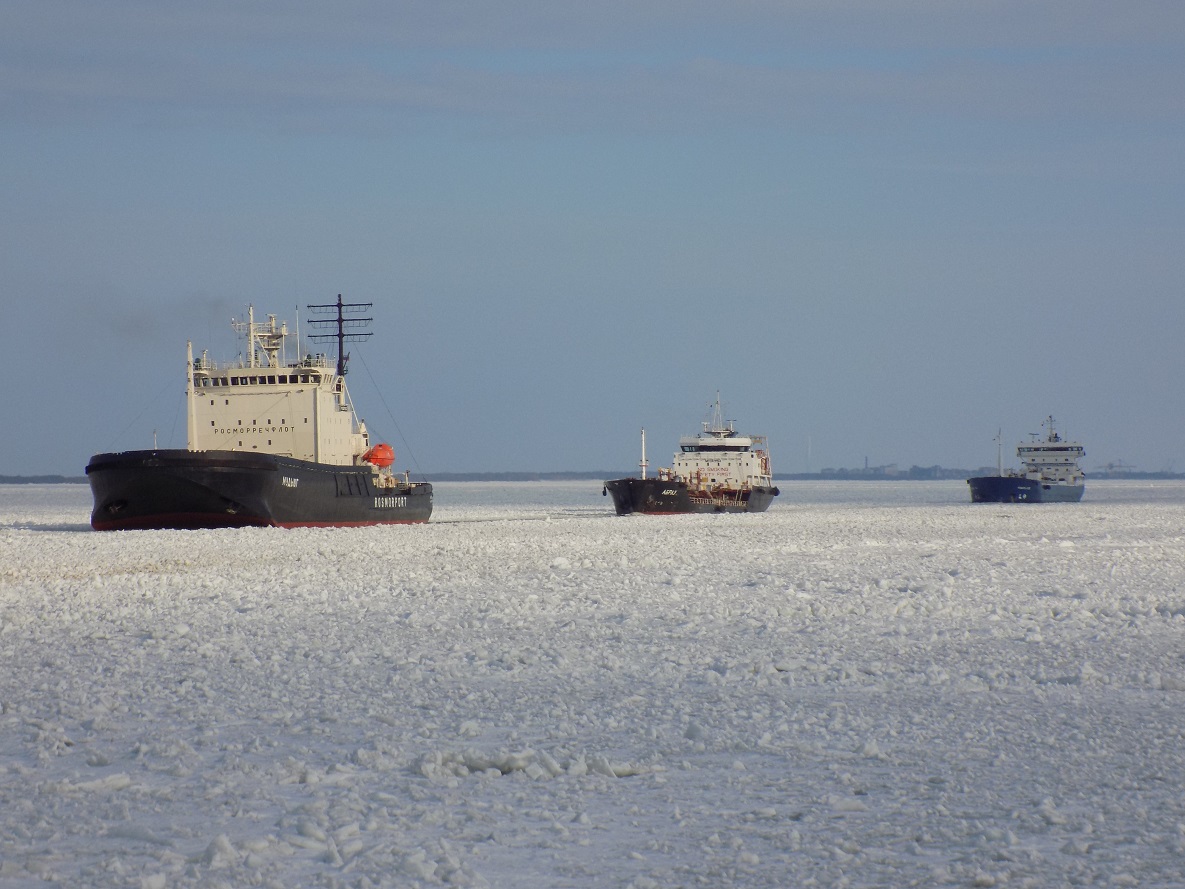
[
  {"xmin": 92, "ymin": 513, "xmax": 428, "ymax": 531},
  {"xmin": 274, "ymin": 520, "xmax": 428, "ymax": 528}
]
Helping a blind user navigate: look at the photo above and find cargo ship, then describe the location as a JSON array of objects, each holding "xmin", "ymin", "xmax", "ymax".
[
  {"xmin": 967, "ymin": 417, "xmax": 1085, "ymax": 503},
  {"xmin": 604, "ymin": 397, "xmax": 779, "ymax": 515},
  {"xmin": 87, "ymin": 297, "xmax": 432, "ymax": 529}
]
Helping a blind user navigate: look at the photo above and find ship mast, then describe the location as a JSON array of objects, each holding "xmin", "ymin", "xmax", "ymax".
[
  {"xmin": 306, "ymin": 294, "xmax": 373, "ymax": 377},
  {"xmin": 186, "ymin": 340, "xmax": 198, "ymax": 451},
  {"xmin": 703, "ymin": 391, "xmax": 734, "ymax": 437},
  {"xmin": 639, "ymin": 428, "xmax": 648, "ymax": 480},
  {"xmin": 231, "ymin": 305, "xmax": 288, "ymax": 369}
]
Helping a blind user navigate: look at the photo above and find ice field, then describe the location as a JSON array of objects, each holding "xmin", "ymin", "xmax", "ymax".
[{"xmin": 2, "ymin": 480, "xmax": 1185, "ymax": 888}]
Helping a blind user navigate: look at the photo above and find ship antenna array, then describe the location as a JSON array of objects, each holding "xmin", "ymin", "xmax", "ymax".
[{"xmin": 306, "ymin": 294, "xmax": 373, "ymax": 377}]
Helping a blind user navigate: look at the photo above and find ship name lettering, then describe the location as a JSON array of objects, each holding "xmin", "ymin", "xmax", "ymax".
[
  {"xmin": 375, "ymin": 496, "xmax": 407, "ymax": 509},
  {"xmin": 215, "ymin": 426, "xmax": 291, "ymax": 435},
  {"xmin": 662, "ymin": 489, "xmax": 678, "ymax": 496},
  {"xmin": 282, "ymin": 477, "xmax": 299, "ymax": 488}
]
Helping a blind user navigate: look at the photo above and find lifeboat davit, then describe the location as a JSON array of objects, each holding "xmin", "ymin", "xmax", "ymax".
[{"xmin": 363, "ymin": 443, "xmax": 395, "ymax": 468}]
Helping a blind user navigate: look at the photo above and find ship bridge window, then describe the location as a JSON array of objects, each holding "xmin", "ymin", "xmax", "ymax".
[
  {"xmin": 300, "ymin": 374, "xmax": 308, "ymax": 383},
  {"xmin": 268, "ymin": 375, "xmax": 276, "ymax": 384}
]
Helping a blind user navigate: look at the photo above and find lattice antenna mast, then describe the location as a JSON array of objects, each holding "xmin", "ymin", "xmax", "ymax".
[{"xmin": 306, "ymin": 294, "xmax": 373, "ymax": 377}]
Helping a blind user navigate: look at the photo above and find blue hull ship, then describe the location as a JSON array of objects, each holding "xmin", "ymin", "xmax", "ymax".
[
  {"xmin": 968, "ymin": 417, "xmax": 1085, "ymax": 503},
  {"xmin": 967, "ymin": 474, "xmax": 1084, "ymax": 504}
]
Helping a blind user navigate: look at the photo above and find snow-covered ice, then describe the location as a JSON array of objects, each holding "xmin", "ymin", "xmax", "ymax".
[{"xmin": 2, "ymin": 480, "xmax": 1185, "ymax": 887}]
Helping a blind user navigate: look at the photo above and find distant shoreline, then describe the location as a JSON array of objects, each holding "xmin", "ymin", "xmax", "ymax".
[{"xmin": 5, "ymin": 470, "xmax": 1183, "ymax": 485}]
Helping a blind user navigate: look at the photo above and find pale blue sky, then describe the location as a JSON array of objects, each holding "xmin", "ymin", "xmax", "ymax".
[{"xmin": 3, "ymin": 1, "xmax": 1183, "ymax": 475}]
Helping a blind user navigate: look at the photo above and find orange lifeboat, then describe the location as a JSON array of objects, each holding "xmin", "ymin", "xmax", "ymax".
[{"xmin": 363, "ymin": 443, "xmax": 395, "ymax": 468}]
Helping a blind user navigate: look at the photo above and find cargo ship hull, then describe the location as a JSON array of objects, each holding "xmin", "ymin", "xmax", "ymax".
[
  {"xmin": 87, "ymin": 449, "xmax": 433, "ymax": 530},
  {"xmin": 604, "ymin": 477, "xmax": 778, "ymax": 515},
  {"xmin": 967, "ymin": 475, "xmax": 1084, "ymax": 504}
]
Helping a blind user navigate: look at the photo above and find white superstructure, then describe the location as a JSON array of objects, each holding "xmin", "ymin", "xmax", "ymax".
[
  {"xmin": 657, "ymin": 396, "xmax": 774, "ymax": 492},
  {"xmin": 185, "ymin": 307, "xmax": 370, "ymax": 465},
  {"xmin": 1016, "ymin": 416, "xmax": 1085, "ymax": 487}
]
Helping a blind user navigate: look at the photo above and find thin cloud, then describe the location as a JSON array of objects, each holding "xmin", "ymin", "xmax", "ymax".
[{"xmin": 5, "ymin": 42, "xmax": 1182, "ymax": 136}]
